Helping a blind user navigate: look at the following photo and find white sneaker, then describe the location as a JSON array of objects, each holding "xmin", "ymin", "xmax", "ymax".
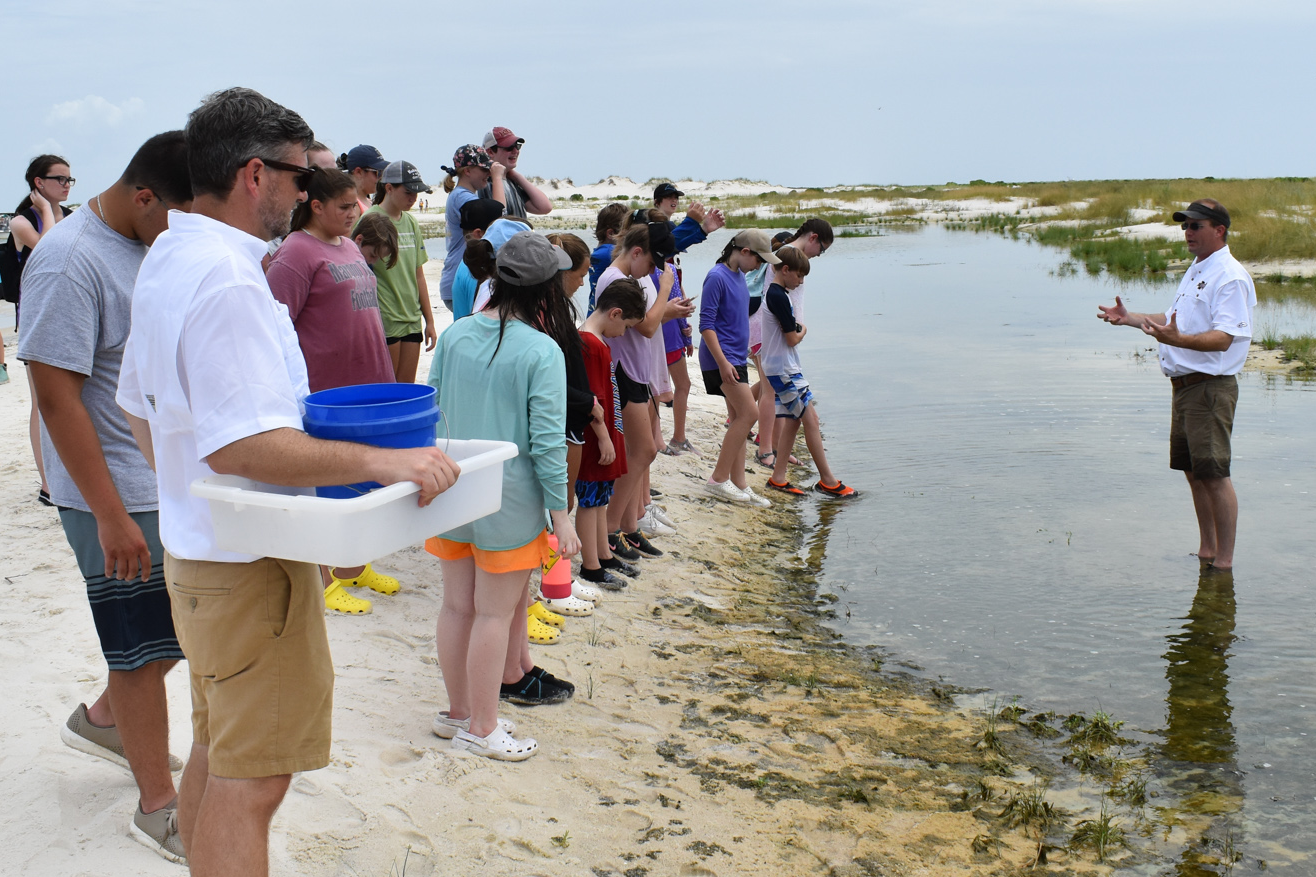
[
  {"xmin": 542, "ymin": 594, "xmax": 595, "ymax": 616},
  {"xmin": 572, "ymin": 580, "xmax": 601, "ymax": 603},
  {"xmin": 638, "ymin": 506, "xmax": 677, "ymax": 536},
  {"xmin": 704, "ymin": 479, "xmax": 752, "ymax": 504},
  {"xmin": 649, "ymin": 505, "xmax": 678, "ymax": 528},
  {"xmin": 741, "ymin": 486, "xmax": 772, "ymax": 508}
]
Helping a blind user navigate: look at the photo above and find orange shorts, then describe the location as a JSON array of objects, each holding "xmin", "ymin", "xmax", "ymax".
[{"xmin": 425, "ymin": 530, "xmax": 552, "ymax": 574}]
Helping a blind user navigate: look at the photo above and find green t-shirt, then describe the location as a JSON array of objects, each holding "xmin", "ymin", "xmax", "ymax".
[{"xmin": 367, "ymin": 206, "xmax": 428, "ymax": 338}]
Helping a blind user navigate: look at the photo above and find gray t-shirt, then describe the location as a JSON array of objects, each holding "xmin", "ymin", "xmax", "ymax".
[
  {"xmin": 478, "ymin": 176, "xmax": 528, "ymax": 219},
  {"xmin": 16, "ymin": 206, "xmax": 157, "ymax": 513}
]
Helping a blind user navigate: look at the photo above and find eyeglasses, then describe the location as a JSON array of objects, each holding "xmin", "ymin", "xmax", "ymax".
[
  {"xmin": 818, "ymin": 242, "xmax": 829, "ymax": 255},
  {"xmin": 496, "ymin": 143, "xmax": 522, "ymax": 152},
  {"xmin": 256, "ymin": 157, "xmax": 317, "ymax": 191},
  {"xmin": 40, "ymin": 175, "xmax": 76, "ymax": 187},
  {"xmin": 1181, "ymin": 221, "xmax": 1211, "ymax": 231}
]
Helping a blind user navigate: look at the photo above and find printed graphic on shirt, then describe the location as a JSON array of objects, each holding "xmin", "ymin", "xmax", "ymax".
[{"xmin": 326, "ymin": 260, "xmax": 382, "ymax": 311}]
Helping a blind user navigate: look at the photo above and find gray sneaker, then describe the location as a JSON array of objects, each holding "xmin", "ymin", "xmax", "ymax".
[
  {"xmin": 62, "ymin": 703, "xmax": 185, "ymax": 772},
  {"xmin": 131, "ymin": 800, "xmax": 186, "ymax": 864}
]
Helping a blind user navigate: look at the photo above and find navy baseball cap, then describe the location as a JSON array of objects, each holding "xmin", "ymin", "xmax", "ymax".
[
  {"xmin": 345, "ymin": 144, "xmax": 389, "ymax": 171},
  {"xmin": 653, "ymin": 182, "xmax": 683, "ymax": 202}
]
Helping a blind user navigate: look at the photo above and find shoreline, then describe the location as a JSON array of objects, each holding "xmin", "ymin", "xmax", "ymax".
[{"xmin": 1, "ymin": 305, "xmax": 1098, "ymax": 874}]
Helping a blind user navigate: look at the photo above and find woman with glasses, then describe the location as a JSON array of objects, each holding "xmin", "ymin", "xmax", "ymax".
[{"xmin": 3, "ymin": 154, "xmax": 75, "ymax": 503}]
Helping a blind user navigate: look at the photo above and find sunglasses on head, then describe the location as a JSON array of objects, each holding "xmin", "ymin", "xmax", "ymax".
[
  {"xmin": 1181, "ymin": 220, "xmax": 1213, "ymax": 231},
  {"xmin": 256, "ymin": 157, "xmax": 318, "ymax": 191}
]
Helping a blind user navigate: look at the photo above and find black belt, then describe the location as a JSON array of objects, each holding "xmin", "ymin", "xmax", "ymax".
[{"xmin": 1169, "ymin": 372, "xmax": 1227, "ymax": 389}]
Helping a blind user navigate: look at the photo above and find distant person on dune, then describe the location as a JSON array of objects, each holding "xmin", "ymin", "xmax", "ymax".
[{"xmin": 1098, "ymin": 198, "xmax": 1255, "ymax": 572}]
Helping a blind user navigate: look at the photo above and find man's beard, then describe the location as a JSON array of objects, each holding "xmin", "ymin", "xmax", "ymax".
[{"xmin": 258, "ymin": 193, "xmax": 294, "ymax": 241}]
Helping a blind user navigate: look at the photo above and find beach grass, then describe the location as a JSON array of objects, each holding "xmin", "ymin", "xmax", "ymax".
[{"xmin": 1280, "ymin": 335, "xmax": 1316, "ymax": 370}]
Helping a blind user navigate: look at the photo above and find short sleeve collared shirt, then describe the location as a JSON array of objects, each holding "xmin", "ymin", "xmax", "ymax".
[
  {"xmin": 1158, "ymin": 245, "xmax": 1256, "ymax": 377},
  {"xmin": 117, "ymin": 212, "xmax": 310, "ymax": 563}
]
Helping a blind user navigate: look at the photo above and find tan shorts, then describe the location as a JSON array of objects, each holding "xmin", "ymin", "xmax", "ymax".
[
  {"xmin": 164, "ymin": 553, "xmax": 333, "ymax": 778},
  {"xmin": 1169, "ymin": 374, "xmax": 1238, "ymax": 480}
]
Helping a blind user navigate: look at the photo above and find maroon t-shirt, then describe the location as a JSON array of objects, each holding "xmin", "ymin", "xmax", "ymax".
[
  {"xmin": 267, "ymin": 231, "xmax": 395, "ymax": 392},
  {"xmin": 578, "ymin": 331, "xmax": 626, "ymax": 481}
]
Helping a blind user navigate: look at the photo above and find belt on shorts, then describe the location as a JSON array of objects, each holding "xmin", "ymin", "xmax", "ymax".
[{"xmin": 1169, "ymin": 372, "xmax": 1226, "ymax": 390}]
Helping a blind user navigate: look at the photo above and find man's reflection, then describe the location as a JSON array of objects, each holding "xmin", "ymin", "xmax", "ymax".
[{"xmin": 1162, "ymin": 568, "xmax": 1244, "ymax": 873}]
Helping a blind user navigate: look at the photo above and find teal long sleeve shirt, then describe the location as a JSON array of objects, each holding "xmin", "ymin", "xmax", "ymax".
[{"xmin": 428, "ymin": 313, "xmax": 567, "ymax": 551}]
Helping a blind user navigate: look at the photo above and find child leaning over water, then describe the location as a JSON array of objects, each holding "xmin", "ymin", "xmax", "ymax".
[{"xmin": 760, "ymin": 247, "xmax": 858, "ymax": 498}]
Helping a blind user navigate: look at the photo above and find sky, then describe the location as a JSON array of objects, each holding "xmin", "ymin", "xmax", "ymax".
[{"xmin": 2, "ymin": 0, "xmax": 1313, "ymax": 206}]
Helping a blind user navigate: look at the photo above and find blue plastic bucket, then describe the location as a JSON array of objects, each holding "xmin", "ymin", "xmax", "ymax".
[{"xmin": 303, "ymin": 383, "xmax": 439, "ymax": 498}]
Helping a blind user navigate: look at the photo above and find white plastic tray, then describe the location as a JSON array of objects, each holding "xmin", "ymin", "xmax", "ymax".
[{"xmin": 189, "ymin": 439, "xmax": 518, "ymax": 567}]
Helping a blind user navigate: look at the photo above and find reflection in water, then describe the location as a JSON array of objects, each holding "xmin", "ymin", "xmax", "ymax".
[
  {"xmin": 804, "ymin": 500, "xmax": 845, "ymax": 575},
  {"xmin": 1161, "ymin": 568, "xmax": 1244, "ymax": 874}
]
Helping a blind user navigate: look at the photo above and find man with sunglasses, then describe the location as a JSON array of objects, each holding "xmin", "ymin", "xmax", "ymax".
[
  {"xmin": 1098, "ymin": 199, "xmax": 1256, "ymax": 572},
  {"xmin": 478, "ymin": 126, "xmax": 552, "ymax": 219},
  {"xmin": 117, "ymin": 88, "xmax": 460, "ymax": 877}
]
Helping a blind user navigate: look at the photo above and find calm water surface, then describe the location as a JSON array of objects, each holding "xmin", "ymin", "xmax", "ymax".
[{"xmin": 676, "ymin": 226, "xmax": 1316, "ymax": 873}]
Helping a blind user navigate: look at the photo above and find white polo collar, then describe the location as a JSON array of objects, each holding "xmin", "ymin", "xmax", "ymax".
[{"xmin": 166, "ymin": 210, "xmax": 270, "ymax": 265}]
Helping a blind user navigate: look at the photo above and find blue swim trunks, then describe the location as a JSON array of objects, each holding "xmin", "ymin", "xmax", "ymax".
[
  {"xmin": 768, "ymin": 372, "xmax": 814, "ymax": 420},
  {"xmin": 58, "ymin": 509, "xmax": 184, "ymax": 671},
  {"xmin": 574, "ymin": 479, "xmax": 616, "ymax": 509}
]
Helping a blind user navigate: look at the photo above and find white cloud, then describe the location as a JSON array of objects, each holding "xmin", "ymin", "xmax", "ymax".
[{"xmin": 45, "ymin": 95, "xmax": 145, "ymax": 128}]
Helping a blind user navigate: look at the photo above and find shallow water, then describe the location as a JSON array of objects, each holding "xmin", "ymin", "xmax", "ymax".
[{"xmin": 673, "ymin": 226, "xmax": 1316, "ymax": 873}]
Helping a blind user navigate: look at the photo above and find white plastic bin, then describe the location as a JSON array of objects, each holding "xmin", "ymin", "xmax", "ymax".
[{"xmin": 189, "ymin": 439, "xmax": 518, "ymax": 567}]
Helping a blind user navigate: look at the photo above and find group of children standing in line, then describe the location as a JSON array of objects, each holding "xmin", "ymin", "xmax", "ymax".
[
  {"xmin": 5, "ymin": 136, "xmax": 857, "ymax": 764},
  {"xmin": 270, "ymin": 142, "xmax": 862, "ymax": 760}
]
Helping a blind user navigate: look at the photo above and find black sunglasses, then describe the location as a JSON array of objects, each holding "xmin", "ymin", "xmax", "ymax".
[
  {"xmin": 1181, "ymin": 221, "xmax": 1212, "ymax": 231},
  {"xmin": 256, "ymin": 157, "xmax": 317, "ymax": 191}
]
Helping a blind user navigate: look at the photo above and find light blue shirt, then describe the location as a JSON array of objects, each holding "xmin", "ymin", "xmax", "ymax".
[
  {"xmin": 428, "ymin": 313, "xmax": 566, "ymax": 550},
  {"xmin": 441, "ymin": 187, "xmax": 478, "ymax": 302},
  {"xmin": 451, "ymin": 263, "xmax": 478, "ymax": 319}
]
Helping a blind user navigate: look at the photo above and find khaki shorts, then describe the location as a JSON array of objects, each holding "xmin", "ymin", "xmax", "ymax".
[
  {"xmin": 1169, "ymin": 374, "xmax": 1238, "ymax": 480},
  {"xmin": 164, "ymin": 553, "xmax": 333, "ymax": 779}
]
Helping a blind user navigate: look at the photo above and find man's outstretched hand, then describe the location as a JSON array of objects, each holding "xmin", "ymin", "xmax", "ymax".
[{"xmin": 1098, "ymin": 295, "xmax": 1132, "ymax": 325}]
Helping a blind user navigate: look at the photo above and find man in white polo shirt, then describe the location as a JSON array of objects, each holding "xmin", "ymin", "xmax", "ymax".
[
  {"xmin": 1098, "ymin": 199, "xmax": 1255, "ymax": 572},
  {"xmin": 117, "ymin": 87, "xmax": 460, "ymax": 877}
]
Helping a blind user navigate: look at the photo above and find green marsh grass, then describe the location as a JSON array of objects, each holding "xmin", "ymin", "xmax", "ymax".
[
  {"xmin": 999, "ymin": 784, "xmax": 1063, "ymax": 834},
  {"xmin": 1280, "ymin": 336, "xmax": 1316, "ymax": 370},
  {"xmin": 1069, "ymin": 710, "xmax": 1125, "ymax": 747},
  {"xmin": 1068, "ymin": 799, "xmax": 1127, "ymax": 863}
]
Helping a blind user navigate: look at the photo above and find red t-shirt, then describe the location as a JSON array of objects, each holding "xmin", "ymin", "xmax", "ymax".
[
  {"xmin": 266, "ymin": 231, "xmax": 395, "ymax": 392},
  {"xmin": 578, "ymin": 330, "xmax": 626, "ymax": 481}
]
